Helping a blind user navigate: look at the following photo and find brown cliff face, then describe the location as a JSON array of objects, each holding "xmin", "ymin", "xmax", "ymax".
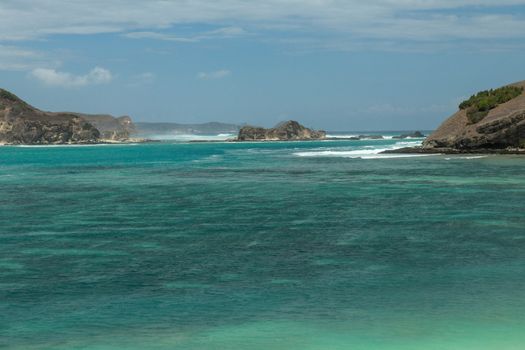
[
  {"xmin": 0, "ymin": 89, "xmax": 100, "ymax": 145},
  {"xmin": 72, "ymin": 114, "xmax": 136, "ymax": 140},
  {"xmin": 0, "ymin": 89, "xmax": 137, "ymax": 145},
  {"xmin": 423, "ymin": 81, "xmax": 525, "ymax": 150},
  {"xmin": 237, "ymin": 120, "xmax": 326, "ymax": 141}
]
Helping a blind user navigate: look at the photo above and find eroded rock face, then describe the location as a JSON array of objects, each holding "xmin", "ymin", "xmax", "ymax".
[
  {"xmin": 79, "ymin": 115, "xmax": 136, "ymax": 141},
  {"xmin": 0, "ymin": 88, "xmax": 134, "ymax": 145},
  {"xmin": 423, "ymin": 81, "xmax": 525, "ymax": 150},
  {"xmin": 237, "ymin": 120, "xmax": 326, "ymax": 141},
  {"xmin": 0, "ymin": 117, "xmax": 100, "ymax": 145},
  {"xmin": 0, "ymin": 89, "xmax": 101, "ymax": 145}
]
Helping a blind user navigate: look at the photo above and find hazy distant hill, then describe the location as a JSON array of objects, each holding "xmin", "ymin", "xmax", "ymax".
[{"xmin": 135, "ymin": 122, "xmax": 241, "ymax": 135}]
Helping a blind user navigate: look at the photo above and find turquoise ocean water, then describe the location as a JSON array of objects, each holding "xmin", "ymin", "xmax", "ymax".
[{"xmin": 1, "ymin": 136, "xmax": 525, "ymax": 349}]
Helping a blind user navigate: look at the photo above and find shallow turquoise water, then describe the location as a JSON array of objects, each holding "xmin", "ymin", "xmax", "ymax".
[{"xmin": 1, "ymin": 139, "xmax": 525, "ymax": 349}]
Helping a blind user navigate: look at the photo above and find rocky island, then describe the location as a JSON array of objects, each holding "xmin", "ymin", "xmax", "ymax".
[
  {"xmin": 236, "ymin": 120, "xmax": 326, "ymax": 141},
  {"xmin": 0, "ymin": 88, "xmax": 139, "ymax": 145},
  {"xmin": 384, "ymin": 81, "xmax": 525, "ymax": 154}
]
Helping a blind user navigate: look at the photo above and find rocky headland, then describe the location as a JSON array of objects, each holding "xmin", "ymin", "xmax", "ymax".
[
  {"xmin": 76, "ymin": 114, "xmax": 136, "ymax": 141},
  {"xmin": 236, "ymin": 120, "xmax": 326, "ymax": 141},
  {"xmin": 383, "ymin": 81, "xmax": 525, "ymax": 154},
  {"xmin": 0, "ymin": 88, "xmax": 140, "ymax": 145}
]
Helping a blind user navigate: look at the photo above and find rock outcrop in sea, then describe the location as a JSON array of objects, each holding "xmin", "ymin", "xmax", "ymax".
[
  {"xmin": 0, "ymin": 88, "xmax": 136, "ymax": 145},
  {"xmin": 237, "ymin": 120, "xmax": 326, "ymax": 141},
  {"xmin": 423, "ymin": 81, "xmax": 525, "ymax": 151},
  {"xmin": 393, "ymin": 131, "xmax": 424, "ymax": 139}
]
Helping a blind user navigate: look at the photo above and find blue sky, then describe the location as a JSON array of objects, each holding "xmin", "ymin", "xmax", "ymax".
[{"xmin": 1, "ymin": 1, "xmax": 525, "ymax": 130}]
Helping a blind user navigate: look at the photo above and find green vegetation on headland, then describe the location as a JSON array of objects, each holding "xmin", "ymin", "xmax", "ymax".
[
  {"xmin": 418, "ymin": 80, "xmax": 525, "ymax": 152},
  {"xmin": 459, "ymin": 85, "xmax": 523, "ymax": 124},
  {"xmin": 0, "ymin": 89, "xmax": 20, "ymax": 102}
]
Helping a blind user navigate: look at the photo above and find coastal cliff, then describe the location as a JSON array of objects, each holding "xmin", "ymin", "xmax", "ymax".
[
  {"xmin": 423, "ymin": 81, "xmax": 525, "ymax": 151},
  {"xmin": 0, "ymin": 89, "xmax": 136, "ymax": 145},
  {"xmin": 74, "ymin": 114, "xmax": 136, "ymax": 141},
  {"xmin": 237, "ymin": 120, "xmax": 326, "ymax": 141}
]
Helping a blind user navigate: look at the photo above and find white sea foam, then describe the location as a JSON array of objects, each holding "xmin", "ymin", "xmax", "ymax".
[
  {"xmin": 325, "ymin": 134, "xmax": 428, "ymax": 141},
  {"xmin": 192, "ymin": 154, "xmax": 223, "ymax": 163},
  {"xmin": 145, "ymin": 133, "xmax": 234, "ymax": 141},
  {"xmin": 394, "ymin": 140, "xmax": 422, "ymax": 147},
  {"xmin": 294, "ymin": 148, "xmax": 434, "ymax": 159},
  {"xmin": 360, "ymin": 153, "xmax": 437, "ymax": 159},
  {"xmin": 445, "ymin": 155, "xmax": 488, "ymax": 160},
  {"xmin": 295, "ymin": 148, "xmax": 416, "ymax": 158},
  {"xmin": 293, "ymin": 139, "xmax": 430, "ymax": 159},
  {"xmin": 326, "ymin": 134, "xmax": 395, "ymax": 140},
  {"xmin": 295, "ymin": 149, "xmax": 388, "ymax": 158},
  {"xmin": 325, "ymin": 134, "xmax": 359, "ymax": 139}
]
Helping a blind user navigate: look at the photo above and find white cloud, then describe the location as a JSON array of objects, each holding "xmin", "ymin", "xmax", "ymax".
[
  {"xmin": 208, "ymin": 26, "xmax": 246, "ymax": 37},
  {"xmin": 0, "ymin": 1, "xmax": 525, "ymax": 46},
  {"xmin": 197, "ymin": 70, "xmax": 231, "ymax": 80},
  {"xmin": 0, "ymin": 45, "xmax": 52, "ymax": 71},
  {"xmin": 124, "ymin": 26, "xmax": 247, "ymax": 42},
  {"xmin": 124, "ymin": 32, "xmax": 197, "ymax": 42},
  {"xmin": 31, "ymin": 67, "xmax": 113, "ymax": 87}
]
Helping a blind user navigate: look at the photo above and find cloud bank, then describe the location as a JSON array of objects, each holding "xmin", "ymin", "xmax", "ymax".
[
  {"xmin": 124, "ymin": 26, "xmax": 247, "ymax": 42},
  {"xmin": 0, "ymin": 1, "xmax": 524, "ymax": 43},
  {"xmin": 0, "ymin": 45, "xmax": 50, "ymax": 71},
  {"xmin": 31, "ymin": 67, "xmax": 113, "ymax": 87}
]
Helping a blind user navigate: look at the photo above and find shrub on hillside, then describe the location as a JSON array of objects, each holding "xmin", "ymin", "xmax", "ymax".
[{"xmin": 459, "ymin": 86, "xmax": 524, "ymax": 124}]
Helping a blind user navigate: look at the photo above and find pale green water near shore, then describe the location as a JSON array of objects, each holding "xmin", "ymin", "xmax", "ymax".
[{"xmin": 1, "ymin": 137, "xmax": 525, "ymax": 349}]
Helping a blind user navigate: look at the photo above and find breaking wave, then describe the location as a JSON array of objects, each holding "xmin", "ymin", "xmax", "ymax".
[
  {"xmin": 144, "ymin": 133, "xmax": 235, "ymax": 141},
  {"xmin": 293, "ymin": 140, "xmax": 429, "ymax": 159}
]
